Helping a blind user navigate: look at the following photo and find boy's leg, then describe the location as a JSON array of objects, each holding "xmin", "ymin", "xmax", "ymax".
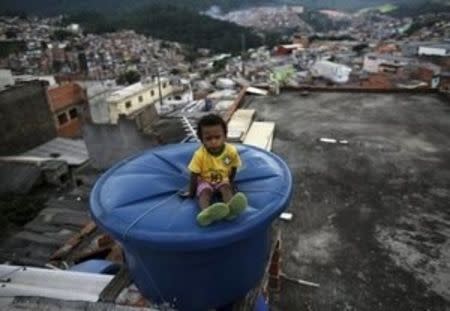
[
  {"xmin": 197, "ymin": 181, "xmax": 213, "ymax": 209},
  {"xmin": 226, "ymin": 192, "xmax": 247, "ymax": 220},
  {"xmin": 217, "ymin": 183, "xmax": 247, "ymax": 220},
  {"xmin": 198, "ymin": 189, "xmax": 212, "ymax": 210},
  {"xmin": 196, "ymin": 182, "xmax": 229, "ymax": 226},
  {"xmin": 218, "ymin": 183, "xmax": 233, "ymax": 203},
  {"xmin": 197, "ymin": 201, "xmax": 230, "ymax": 226}
]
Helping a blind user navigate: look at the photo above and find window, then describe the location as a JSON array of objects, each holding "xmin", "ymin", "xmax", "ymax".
[
  {"xmin": 125, "ymin": 101, "xmax": 132, "ymax": 109},
  {"xmin": 69, "ymin": 108, "xmax": 78, "ymax": 119},
  {"xmin": 174, "ymin": 95, "xmax": 182, "ymax": 100},
  {"xmin": 162, "ymin": 82, "xmax": 167, "ymax": 89},
  {"xmin": 59, "ymin": 174, "xmax": 69, "ymax": 183},
  {"xmin": 368, "ymin": 56, "xmax": 376, "ymax": 60},
  {"xmin": 150, "ymin": 90, "xmax": 155, "ymax": 96},
  {"xmin": 57, "ymin": 112, "xmax": 68, "ymax": 125},
  {"xmin": 139, "ymin": 96, "xmax": 143, "ymax": 103}
]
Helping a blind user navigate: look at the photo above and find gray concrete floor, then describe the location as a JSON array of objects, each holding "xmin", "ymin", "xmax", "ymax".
[{"xmin": 245, "ymin": 92, "xmax": 450, "ymax": 311}]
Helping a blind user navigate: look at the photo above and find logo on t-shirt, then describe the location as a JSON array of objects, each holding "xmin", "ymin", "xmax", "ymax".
[
  {"xmin": 223, "ymin": 155, "xmax": 232, "ymax": 166},
  {"xmin": 210, "ymin": 171, "xmax": 223, "ymax": 183}
]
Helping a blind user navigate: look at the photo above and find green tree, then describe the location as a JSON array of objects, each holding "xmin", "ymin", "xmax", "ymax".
[
  {"xmin": 51, "ymin": 29, "xmax": 75, "ymax": 41},
  {"xmin": 117, "ymin": 70, "xmax": 141, "ymax": 85},
  {"xmin": 65, "ymin": 4, "xmax": 278, "ymax": 54},
  {"xmin": 213, "ymin": 58, "xmax": 228, "ymax": 72}
]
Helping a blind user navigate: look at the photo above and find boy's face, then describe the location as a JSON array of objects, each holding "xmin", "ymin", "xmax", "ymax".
[{"xmin": 201, "ymin": 125, "xmax": 226, "ymax": 154}]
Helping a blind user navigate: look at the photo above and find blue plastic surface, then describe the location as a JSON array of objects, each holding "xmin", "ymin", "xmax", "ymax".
[
  {"xmin": 254, "ymin": 294, "xmax": 269, "ymax": 311},
  {"xmin": 69, "ymin": 259, "xmax": 120, "ymax": 275},
  {"xmin": 90, "ymin": 143, "xmax": 292, "ymax": 311}
]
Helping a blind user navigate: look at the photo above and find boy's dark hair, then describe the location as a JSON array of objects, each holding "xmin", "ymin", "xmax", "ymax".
[{"xmin": 196, "ymin": 114, "xmax": 227, "ymax": 141}]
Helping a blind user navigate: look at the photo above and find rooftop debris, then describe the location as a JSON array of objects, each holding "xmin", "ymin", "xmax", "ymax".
[
  {"xmin": 279, "ymin": 213, "xmax": 293, "ymax": 221},
  {"xmin": 280, "ymin": 272, "xmax": 320, "ymax": 288}
]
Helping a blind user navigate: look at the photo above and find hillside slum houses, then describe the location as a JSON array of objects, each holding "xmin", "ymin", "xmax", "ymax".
[{"xmin": 1, "ymin": 13, "xmax": 450, "ymax": 309}]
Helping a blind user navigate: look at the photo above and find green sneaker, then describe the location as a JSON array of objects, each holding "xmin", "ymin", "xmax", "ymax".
[
  {"xmin": 226, "ymin": 192, "xmax": 247, "ymax": 220},
  {"xmin": 197, "ymin": 202, "xmax": 230, "ymax": 226}
]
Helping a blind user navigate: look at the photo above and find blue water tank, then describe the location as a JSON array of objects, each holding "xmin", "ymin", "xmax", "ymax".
[{"xmin": 90, "ymin": 143, "xmax": 292, "ymax": 310}]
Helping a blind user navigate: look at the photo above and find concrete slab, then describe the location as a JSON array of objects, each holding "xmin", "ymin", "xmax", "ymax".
[
  {"xmin": 245, "ymin": 92, "xmax": 450, "ymax": 310},
  {"xmin": 0, "ymin": 162, "xmax": 42, "ymax": 194},
  {"xmin": 22, "ymin": 137, "xmax": 89, "ymax": 166}
]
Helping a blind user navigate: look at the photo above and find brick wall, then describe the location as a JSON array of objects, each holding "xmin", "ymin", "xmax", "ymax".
[
  {"xmin": 411, "ymin": 67, "xmax": 434, "ymax": 85},
  {"xmin": 47, "ymin": 83, "xmax": 87, "ymax": 112},
  {"xmin": 57, "ymin": 117, "xmax": 83, "ymax": 138},
  {"xmin": 440, "ymin": 77, "xmax": 450, "ymax": 91},
  {"xmin": 47, "ymin": 82, "xmax": 88, "ymax": 138},
  {"xmin": 361, "ymin": 73, "xmax": 393, "ymax": 89},
  {"xmin": 419, "ymin": 55, "xmax": 450, "ymax": 71},
  {"xmin": 55, "ymin": 73, "xmax": 87, "ymax": 84}
]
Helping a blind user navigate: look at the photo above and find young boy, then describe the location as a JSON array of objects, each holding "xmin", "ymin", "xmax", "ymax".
[{"xmin": 184, "ymin": 114, "xmax": 247, "ymax": 226}]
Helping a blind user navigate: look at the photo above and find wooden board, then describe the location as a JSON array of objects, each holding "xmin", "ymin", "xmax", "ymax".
[
  {"xmin": 227, "ymin": 109, "xmax": 256, "ymax": 142},
  {"xmin": 243, "ymin": 122, "xmax": 275, "ymax": 151},
  {"xmin": 246, "ymin": 86, "xmax": 269, "ymax": 96}
]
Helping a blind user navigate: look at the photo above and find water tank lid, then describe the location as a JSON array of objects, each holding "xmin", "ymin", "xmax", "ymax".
[{"xmin": 90, "ymin": 143, "xmax": 292, "ymax": 250}]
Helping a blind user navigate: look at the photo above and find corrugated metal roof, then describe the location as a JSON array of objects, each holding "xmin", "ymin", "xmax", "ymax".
[
  {"xmin": 22, "ymin": 138, "xmax": 89, "ymax": 166},
  {"xmin": 0, "ymin": 194, "xmax": 91, "ymax": 266},
  {"xmin": 2, "ymin": 297, "xmax": 157, "ymax": 311},
  {"xmin": 0, "ymin": 265, "xmax": 113, "ymax": 302}
]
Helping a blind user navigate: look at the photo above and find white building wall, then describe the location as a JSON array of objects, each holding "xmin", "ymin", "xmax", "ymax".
[
  {"xmin": 312, "ymin": 60, "xmax": 352, "ymax": 84},
  {"xmin": 0, "ymin": 69, "xmax": 15, "ymax": 90},
  {"xmin": 363, "ymin": 55, "xmax": 383, "ymax": 73},
  {"xmin": 431, "ymin": 76, "xmax": 440, "ymax": 89},
  {"xmin": 107, "ymin": 79, "xmax": 177, "ymax": 124},
  {"xmin": 418, "ymin": 46, "xmax": 448, "ymax": 57}
]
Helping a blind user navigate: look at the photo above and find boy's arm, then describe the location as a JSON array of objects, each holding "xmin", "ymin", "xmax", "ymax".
[
  {"xmin": 185, "ymin": 150, "xmax": 201, "ymax": 198},
  {"xmin": 188, "ymin": 173, "xmax": 198, "ymax": 198},
  {"xmin": 179, "ymin": 173, "xmax": 198, "ymax": 198},
  {"xmin": 229, "ymin": 167, "xmax": 237, "ymax": 192},
  {"xmin": 229, "ymin": 167, "xmax": 237, "ymax": 183},
  {"xmin": 229, "ymin": 146, "xmax": 241, "ymax": 191}
]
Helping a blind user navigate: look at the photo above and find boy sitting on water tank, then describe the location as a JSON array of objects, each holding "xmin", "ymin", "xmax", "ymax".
[{"xmin": 181, "ymin": 114, "xmax": 247, "ymax": 226}]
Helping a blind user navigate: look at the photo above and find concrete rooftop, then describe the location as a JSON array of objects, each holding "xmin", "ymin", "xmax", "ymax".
[{"xmin": 245, "ymin": 92, "xmax": 450, "ymax": 310}]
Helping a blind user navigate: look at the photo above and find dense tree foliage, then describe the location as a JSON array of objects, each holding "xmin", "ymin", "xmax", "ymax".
[
  {"xmin": 116, "ymin": 70, "xmax": 141, "ymax": 85},
  {"xmin": 389, "ymin": 0, "xmax": 450, "ymax": 18},
  {"xmin": 0, "ymin": 0, "xmax": 272, "ymax": 16},
  {"xmin": 50, "ymin": 29, "xmax": 76, "ymax": 41},
  {"xmin": 0, "ymin": 41, "xmax": 26, "ymax": 58},
  {"xmin": 1, "ymin": 0, "xmax": 443, "ymax": 16},
  {"xmin": 67, "ymin": 5, "xmax": 266, "ymax": 53}
]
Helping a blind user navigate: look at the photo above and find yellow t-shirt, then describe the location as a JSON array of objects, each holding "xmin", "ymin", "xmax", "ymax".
[{"xmin": 188, "ymin": 143, "xmax": 241, "ymax": 184}]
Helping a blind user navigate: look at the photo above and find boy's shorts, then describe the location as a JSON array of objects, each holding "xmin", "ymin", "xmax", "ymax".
[{"xmin": 197, "ymin": 181, "xmax": 229, "ymax": 197}]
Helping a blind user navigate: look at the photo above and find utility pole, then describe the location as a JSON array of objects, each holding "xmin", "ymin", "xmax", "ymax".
[
  {"xmin": 156, "ymin": 65, "xmax": 163, "ymax": 107},
  {"xmin": 241, "ymin": 33, "xmax": 246, "ymax": 76}
]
